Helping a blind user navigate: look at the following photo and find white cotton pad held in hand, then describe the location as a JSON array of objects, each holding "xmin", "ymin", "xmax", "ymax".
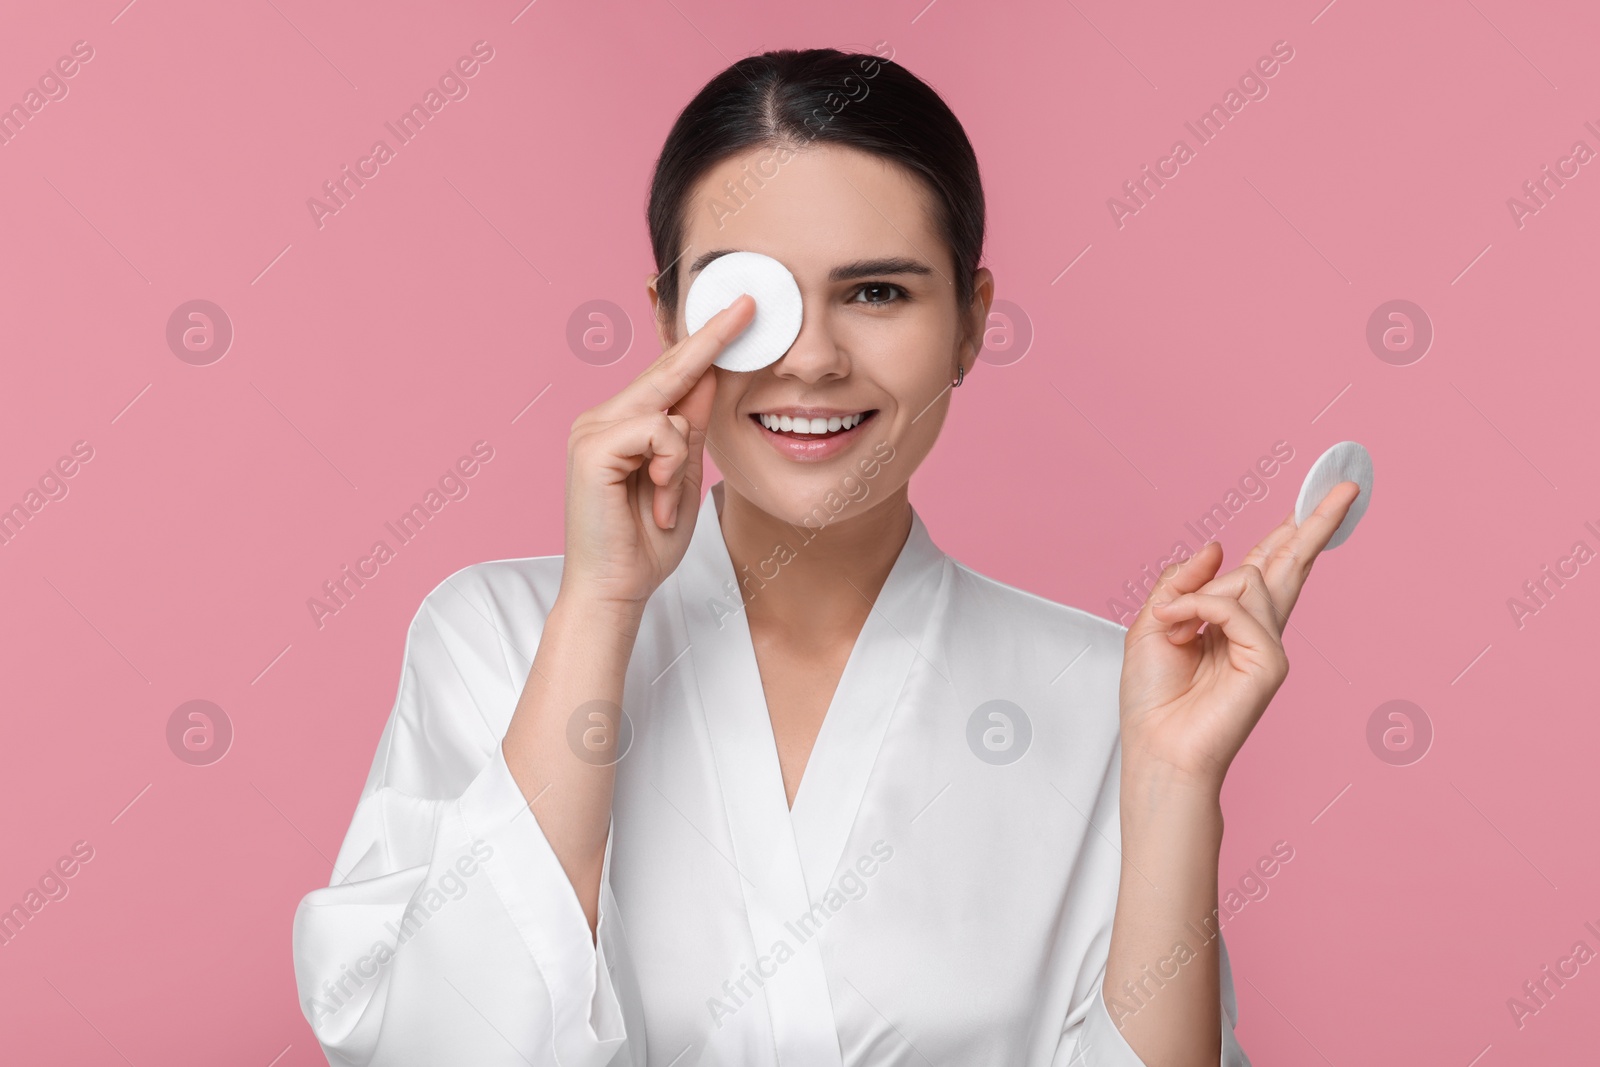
[
  {"xmin": 1295, "ymin": 441, "xmax": 1374, "ymax": 550},
  {"xmin": 684, "ymin": 251, "xmax": 804, "ymax": 372}
]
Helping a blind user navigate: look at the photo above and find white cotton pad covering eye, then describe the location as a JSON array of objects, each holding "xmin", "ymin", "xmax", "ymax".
[
  {"xmin": 1295, "ymin": 441, "xmax": 1374, "ymax": 550},
  {"xmin": 684, "ymin": 251, "xmax": 804, "ymax": 372}
]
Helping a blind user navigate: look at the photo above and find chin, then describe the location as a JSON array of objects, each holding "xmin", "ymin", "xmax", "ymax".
[{"xmin": 719, "ymin": 438, "xmax": 904, "ymax": 532}]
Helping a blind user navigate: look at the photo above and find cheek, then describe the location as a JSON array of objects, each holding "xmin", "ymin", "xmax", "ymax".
[
  {"xmin": 871, "ymin": 360, "xmax": 954, "ymax": 464},
  {"xmin": 884, "ymin": 395, "xmax": 947, "ymax": 465},
  {"xmin": 709, "ymin": 370, "xmax": 744, "ymax": 423},
  {"xmin": 868, "ymin": 318, "xmax": 956, "ymax": 406},
  {"xmin": 846, "ymin": 297, "xmax": 942, "ymax": 359}
]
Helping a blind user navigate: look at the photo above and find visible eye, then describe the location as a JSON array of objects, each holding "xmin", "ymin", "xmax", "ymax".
[{"xmin": 849, "ymin": 282, "xmax": 908, "ymax": 307}]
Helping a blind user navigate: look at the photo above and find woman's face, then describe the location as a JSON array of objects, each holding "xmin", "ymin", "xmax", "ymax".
[{"xmin": 649, "ymin": 143, "xmax": 992, "ymax": 528}]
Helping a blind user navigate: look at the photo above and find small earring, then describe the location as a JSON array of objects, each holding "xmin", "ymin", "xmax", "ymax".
[{"xmin": 951, "ymin": 364, "xmax": 965, "ymax": 388}]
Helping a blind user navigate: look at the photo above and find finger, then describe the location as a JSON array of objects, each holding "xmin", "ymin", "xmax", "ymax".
[
  {"xmin": 1292, "ymin": 479, "xmax": 1362, "ymax": 557},
  {"xmin": 637, "ymin": 416, "xmax": 689, "ymax": 531},
  {"xmin": 669, "ymin": 370, "xmax": 717, "ymax": 525},
  {"xmin": 1242, "ymin": 508, "xmax": 1301, "ymax": 571},
  {"xmin": 579, "ymin": 412, "xmax": 689, "ymax": 506},
  {"xmin": 1245, "ymin": 480, "xmax": 1358, "ymax": 570},
  {"xmin": 594, "ymin": 294, "xmax": 754, "ymax": 421},
  {"xmin": 1159, "ymin": 563, "xmax": 1280, "ymax": 640},
  {"xmin": 1149, "ymin": 591, "xmax": 1284, "ymax": 665},
  {"xmin": 1244, "ymin": 479, "xmax": 1361, "ymax": 622},
  {"xmin": 1130, "ymin": 542, "xmax": 1222, "ymax": 641},
  {"xmin": 670, "ymin": 347, "xmax": 718, "ymax": 441},
  {"xmin": 651, "ymin": 414, "xmax": 692, "ymax": 528},
  {"xmin": 644, "ymin": 414, "xmax": 690, "ymax": 482}
]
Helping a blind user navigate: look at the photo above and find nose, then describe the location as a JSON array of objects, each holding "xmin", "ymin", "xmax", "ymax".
[{"xmin": 770, "ymin": 291, "xmax": 849, "ymax": 385}]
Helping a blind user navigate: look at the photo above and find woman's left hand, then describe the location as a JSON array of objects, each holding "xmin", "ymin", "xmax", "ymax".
[{"xmin": 1117, "ymin": 480, "xmax": 1363, "ymax": 794}]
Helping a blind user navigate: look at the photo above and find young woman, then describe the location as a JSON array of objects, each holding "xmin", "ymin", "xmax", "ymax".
[{"xmin": 293, "ymin": 48, "xmax": 1357, "ymax": 1066}]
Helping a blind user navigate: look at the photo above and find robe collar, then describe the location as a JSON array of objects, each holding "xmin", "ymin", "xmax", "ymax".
[{"xmin": 669, "ymin": 480, "xmax": 949, "ymax": 1063}]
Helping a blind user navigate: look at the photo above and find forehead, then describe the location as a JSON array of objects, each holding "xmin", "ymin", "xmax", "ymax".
[{"xmin": 678, "ymin": 143, "xmax": 945, "ymax": 286}]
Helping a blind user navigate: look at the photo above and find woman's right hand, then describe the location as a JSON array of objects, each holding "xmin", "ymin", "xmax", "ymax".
[{"xmin": 559, "ymin": 293, "xmax": 756, "ymax": 618}]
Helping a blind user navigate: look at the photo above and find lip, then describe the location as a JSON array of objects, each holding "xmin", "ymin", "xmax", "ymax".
[
  {"xmin": 751, "ymin": 406, "xmax": 866, "ymax": 419},
  {"xmin": 748, "ymin": 409, "xmax": 878, "ymax": 463}
]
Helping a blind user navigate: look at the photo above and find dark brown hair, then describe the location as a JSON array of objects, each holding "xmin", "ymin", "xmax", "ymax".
[{"xmin": 646, "ymin": 46, "xmax": 986, "ymax": 334}]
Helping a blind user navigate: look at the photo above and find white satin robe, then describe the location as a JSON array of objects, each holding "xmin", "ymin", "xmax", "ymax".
[{"xmin": 292, "ymin": 482, "xmax": 1251, "ymax": 1066}]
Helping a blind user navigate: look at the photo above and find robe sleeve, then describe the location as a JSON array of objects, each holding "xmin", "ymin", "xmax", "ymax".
[
  {"xmin": 290, "ymin": 567, "xmax": 643, "ymax": 1066},
  {"xmin": 1050, "ymin": 685, "xmax": 1252, "ymax": 1067},
  {"xmin": 1058, "ymin": 934, "xmax": 1252, "ymax": 1066}
]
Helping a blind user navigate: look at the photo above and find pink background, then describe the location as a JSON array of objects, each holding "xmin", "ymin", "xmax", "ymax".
[{"xmin": 3, "ymin": 0, "xmax": 1597, "ymax": 1062}]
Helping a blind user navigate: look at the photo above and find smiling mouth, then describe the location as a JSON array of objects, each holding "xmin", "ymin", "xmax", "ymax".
[{"xmin": 750, "ymin": 410, "xmax": 878, "ymax": 439}]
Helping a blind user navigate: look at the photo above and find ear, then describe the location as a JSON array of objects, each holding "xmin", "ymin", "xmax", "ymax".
[
  {"xmin": 960, "ymin": 267, "xmax": 996, "ymax": 373},
  {"xmin": 645, "ymin": 272, "xmax": 677, "ymax": 350}
]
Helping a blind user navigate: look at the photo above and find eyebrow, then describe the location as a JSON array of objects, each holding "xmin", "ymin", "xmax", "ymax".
[{"xmin": 685, "ymin": 248, "xmax": 934, "ymax": 282}]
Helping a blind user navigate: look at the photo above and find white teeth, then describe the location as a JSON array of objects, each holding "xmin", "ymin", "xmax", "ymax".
[{"xmin": 758, "ymin": 412, "xmax": 867, "ymax": 434}]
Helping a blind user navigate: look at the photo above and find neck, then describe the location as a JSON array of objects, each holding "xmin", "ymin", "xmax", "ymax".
[{"xmin": 715, "ymin": 481, "xmax": 913, "ymax": 645}]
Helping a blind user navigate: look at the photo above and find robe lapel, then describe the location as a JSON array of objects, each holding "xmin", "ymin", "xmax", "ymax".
[
  {"xmin": 672, "ymin": 482, "xmax": 948, "ymax": 1065},
  {"xmin": 786, "ymin": 503, "xmax": 947, "ymax": 900},
  {"xmin": 676, "ymin": 485, "xmax": 840, "ymax": 1064}
]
